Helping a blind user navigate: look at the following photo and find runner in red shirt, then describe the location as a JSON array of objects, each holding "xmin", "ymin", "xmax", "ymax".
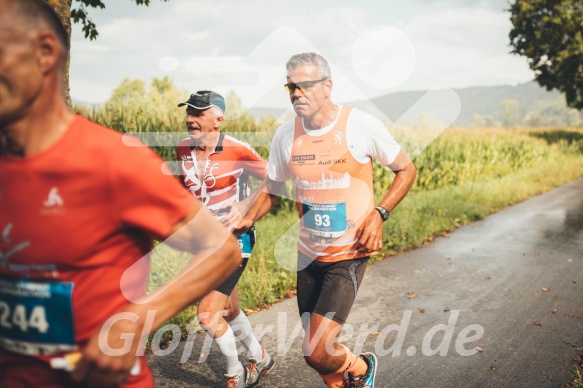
[
  {"xmin": 176, "ymin": 91, "xmax": 274, "ymax": 388},
  {"xmin": 0, "ymin": 1, "xmax": 240, "ymax": 387}
]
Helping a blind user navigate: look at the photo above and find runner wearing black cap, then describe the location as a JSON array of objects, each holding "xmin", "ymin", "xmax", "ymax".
[{"xmin": 176, "ymin": 91, "xmax": 275, "ymax": 388}]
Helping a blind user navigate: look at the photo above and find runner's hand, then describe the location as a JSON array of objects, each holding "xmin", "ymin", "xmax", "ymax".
[
  {"xmin": 219, "ymin": 201, "xmax": 250, "ymax": 235},
  {"xmin": 219, "ymin": 197, "xmax": 253, "ymax": 236},
  {"xmin": 71, "ymin": 315, "xmax": 142, "ymax": 387},
  {"xmin": 232, "ymin": 216, "xmax": 254, "ymax": 236},
  {"xmin": 355, "ymin": 210, "xmax": 384, "ymax": 253}
]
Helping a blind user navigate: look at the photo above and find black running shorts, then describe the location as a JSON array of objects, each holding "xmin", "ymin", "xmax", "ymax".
[
  {"xmin": 215, "ymin": 227, "xmax": 255, "ymax": 295},
  {"xmin": 296, "ymin": 251, "xmax": 369, "ymax": 324}
]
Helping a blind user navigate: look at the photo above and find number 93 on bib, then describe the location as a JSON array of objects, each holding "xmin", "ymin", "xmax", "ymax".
[{"xmin": 302, "ymin": 202, "xmax": 347, "ymax": 238}]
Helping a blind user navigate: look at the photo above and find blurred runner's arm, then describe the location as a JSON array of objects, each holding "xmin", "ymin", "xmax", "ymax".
[{"xmin": 72, "ymin": 201, "xmax": 241, "ymax": 386}]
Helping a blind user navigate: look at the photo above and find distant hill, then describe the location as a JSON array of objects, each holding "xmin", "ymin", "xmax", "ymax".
[
  {"xmin": 249, "ymin": 81, "xmax": 569, "ymax": 126},
  {"xmin": 362, "ymin": 81, "xmax": 565, "ymax": 125},
  {"xmin": 452, "ymin": 81, "xmax": 561, "ymax": 123}
]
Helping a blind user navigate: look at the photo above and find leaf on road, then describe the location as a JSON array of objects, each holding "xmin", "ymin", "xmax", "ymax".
[
  {"xmin": 491, "ymin": 364, "xmax": 496, "ymax": 371},
  {"xmin": 370, "ymin": 331, "xmax": 380, "ymax": 335},
  {"xmin": 534, "ymin": 320, "xmax": 542, "ymax": 326},
  {"xmin": 407, "ymin": 293, "xmax": 417, "ymax": 299},
  {"xmin": 551, "ymin": 308, "xmax": 558, "ymax": 313},
  {"xmin": 476, "ymin": 346, "xmax": 484, "ymax": 352},
  {"xmin": 541, "ymin": 288, "xmax": 550, "ymax": 292},
  {"xmin": 484, "ymin": 276, "xmax": 491, "ymax": 280},
  {"xmin": 444, "ymin": 307, "xmax": 451, "ymax": 312},
  {"xmin": 419, "ymin": 308, "xmax": 426, "ymax": 313},
  {"xmin": 567, "ymin": 258, "xmax": 573, "ymax": 263},
  {"xmin": 565, "ymin": 313, "xmax": 581, "ymax": 319}
]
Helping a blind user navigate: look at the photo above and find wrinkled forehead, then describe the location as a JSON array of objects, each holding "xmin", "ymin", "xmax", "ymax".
[{"xmin": 286, "ymin": 64, "xmax": 319, "ymax": 79}]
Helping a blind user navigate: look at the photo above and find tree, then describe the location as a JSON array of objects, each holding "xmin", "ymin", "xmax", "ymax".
[
  {"xmin": 509, "ymin": 0, "xmax": 583, "ymax": 110},
  {"xmin": 524, "ymin": 111, "xmax": 544, "ymax": 127},
  {"xmin": 525, "ymin": 96, "xmax": 583, "ymax": 126},
  {"xmin": 500, "ymin": 99, "xmax": 522, "ymax": 127},
  {"xmin": 45, "ymin": 0, "xmax": 170, "ymax": 106},
  {"xmin": 101, "ymin": 77, "xmax": 187, "ymax": 131},
  {"xmin": 472, "ymin": 114, "xmax": 497, "ymax": 128}
]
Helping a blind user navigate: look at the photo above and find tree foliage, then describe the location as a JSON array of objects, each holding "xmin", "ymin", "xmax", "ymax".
[
  {"xmin": 100, "ymin": 76, "xmax": 187, "ymax": 131},
  {"xmin": 45, "ymin": 0, "xmax": 170, "ymax": 106},
  {"xmin": 69, "ymin": 0, "xmax": 170, "ymax": 40},
  {"xmin": 509, "ymin": 0, "xmax": 583, "ymax": 110},
  {"xmin": 500, "ymin": 99, "xmax": 522, "ymax": 127}
]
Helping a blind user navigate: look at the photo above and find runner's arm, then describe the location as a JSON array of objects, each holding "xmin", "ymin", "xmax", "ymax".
[
  {"xmin": 355, "ymin": 150, "xmax": 417, "ymax": 252},
  {"xmin": 218, "ymin": 145, "xmax": 269, "ymax": 233},
  {"xmin": 72, "ymin": 202, "xmax": 241, "ymax": 386},
  {"xmin": 231, "ymin": 178, "xmax": 284, "ymax": 235},
  {"xmin": 219, "ymin": 179, "xmax": 266, "ymax": 234}
]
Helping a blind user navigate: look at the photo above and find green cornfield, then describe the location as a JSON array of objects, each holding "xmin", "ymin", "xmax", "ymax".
[{"xmin": 77, "ymin": 105, "xmax": 583, "ymax": 342}]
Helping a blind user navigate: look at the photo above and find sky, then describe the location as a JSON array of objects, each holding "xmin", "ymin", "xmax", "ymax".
[{"xmin": 69, "ymin": 0, "xmax": 534, "ymax": 110}]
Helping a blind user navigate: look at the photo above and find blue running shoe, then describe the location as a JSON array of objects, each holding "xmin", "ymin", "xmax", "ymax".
[{"xmin": 347, "ymin": 352, "xmax": 377, "ymax": 388}]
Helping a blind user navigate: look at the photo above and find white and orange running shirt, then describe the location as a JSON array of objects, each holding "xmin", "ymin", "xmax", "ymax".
[
  {"xmin": 268, "ymin": 106, "xmax": 402, "ymax": 262},
  {"xmin": 176, "ymin": 133, "xmax": 267, "ymax": 213}
]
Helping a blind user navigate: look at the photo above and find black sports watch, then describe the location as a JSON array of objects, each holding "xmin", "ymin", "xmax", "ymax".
[{"xmin": 375, "ymin": 206, "xmax": 390, "ymax": 222}]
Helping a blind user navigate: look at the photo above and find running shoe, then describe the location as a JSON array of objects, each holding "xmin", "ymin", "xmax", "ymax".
[
  {"xmin": 347, "ymin": 352, "xmax": 378, "ymax": 388},
  {"xmin": 226, "ymin": 365, "xmax": 248, "ymax": 388},
  {"xmin": 246, "ymin": 348, "xmax": 275, "ymax": 387}
]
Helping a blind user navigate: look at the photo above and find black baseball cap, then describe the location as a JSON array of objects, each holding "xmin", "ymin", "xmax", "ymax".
[{"xmin": 177, "ymin": 90, "xmax": 226, "ymax": 113}]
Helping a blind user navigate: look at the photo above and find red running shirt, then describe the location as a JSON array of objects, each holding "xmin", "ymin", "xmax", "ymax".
[{"xmin": 0, "ymin": 116, "xmax": 194, "ymax": 387}]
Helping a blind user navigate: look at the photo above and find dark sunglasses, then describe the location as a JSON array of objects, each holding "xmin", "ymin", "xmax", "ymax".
[{"xmin": 284, "ymin": 78, "xmax": 327, "ymax": 93}]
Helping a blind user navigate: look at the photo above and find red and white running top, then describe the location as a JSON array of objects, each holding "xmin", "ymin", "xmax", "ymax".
[{"xmin": 176, "ymin": 133, "xmax": 267, "ymax": 213}]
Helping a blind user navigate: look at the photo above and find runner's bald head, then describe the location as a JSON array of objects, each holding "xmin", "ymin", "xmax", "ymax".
[{"xmin": 1, "ymin": 0, "xmax": 70, "ymax": 68}]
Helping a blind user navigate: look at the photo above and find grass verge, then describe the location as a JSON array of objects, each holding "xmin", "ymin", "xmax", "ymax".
[
  {"xmin": 147, "ymin": 153, "xmax": 583, "ymax": 346},
  {"xmin": 568, "ymin": 355, "xmax": 583, "ymax": 388}
]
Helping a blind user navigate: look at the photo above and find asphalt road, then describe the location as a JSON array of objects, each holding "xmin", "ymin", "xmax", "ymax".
[{"xmin": 148, "ymin": 178, "xmax": 583, "ymax": 387}]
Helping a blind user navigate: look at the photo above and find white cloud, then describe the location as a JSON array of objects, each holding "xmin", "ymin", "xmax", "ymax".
[
  {"xmin": 411, "ymin": 0, "xmax": 510, "ymax": 11},
  {"xmin": 387, "ymin": 8, "xmax": 533, "ymax": 90},
  {"xmin": 69, "ymin": 1, "xmax": 533, "ymax": 108},
  {"xmin": 69, "ymin": 77, "xmax": 115, "ymax": 104},
  {"xmin": 70, "ymin": 0, "xmax": 373, "ymax": 105}
]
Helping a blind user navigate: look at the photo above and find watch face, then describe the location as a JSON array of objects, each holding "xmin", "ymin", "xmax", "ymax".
[{"xmin": 376, "ymin": 207, "xmax": 389, "ymax": 221}]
